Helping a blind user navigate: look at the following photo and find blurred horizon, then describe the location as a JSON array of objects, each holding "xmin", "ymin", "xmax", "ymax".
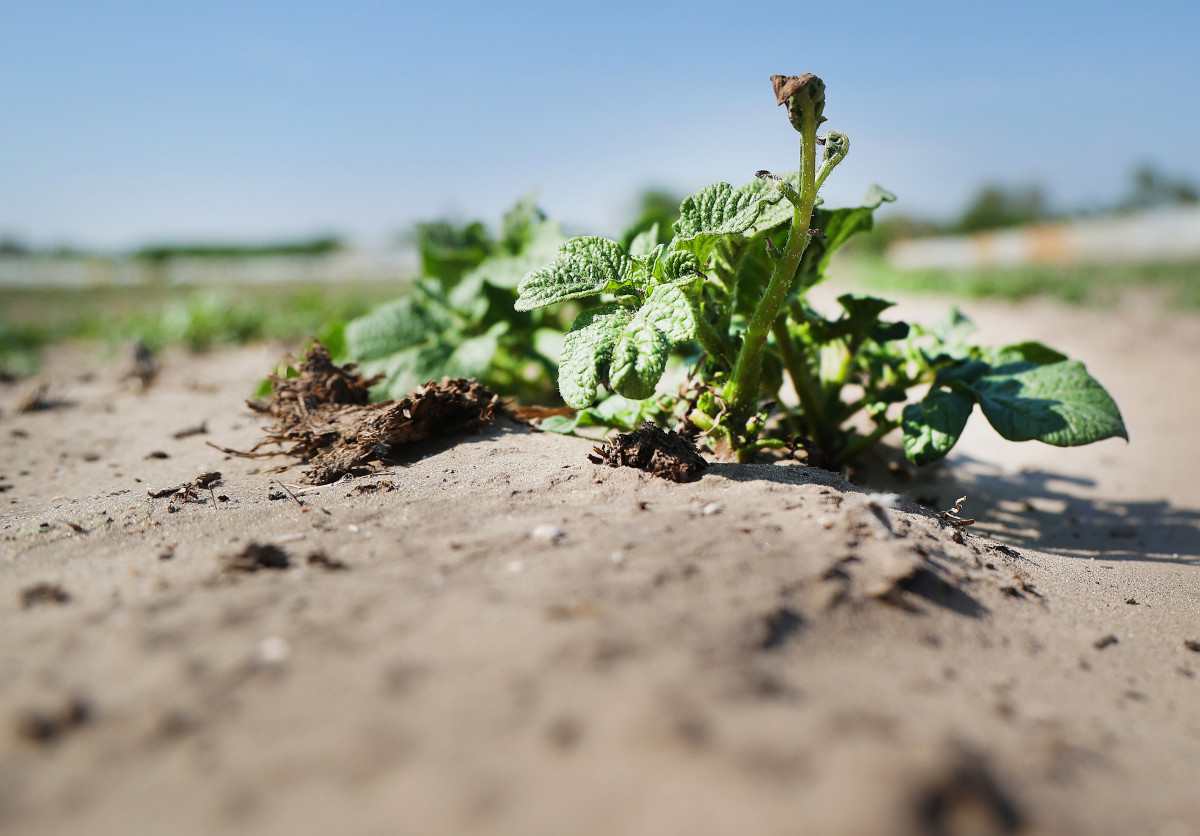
[{"xmin": 3, "ymin": 0, "xmax": 1199, "ymax": 251}]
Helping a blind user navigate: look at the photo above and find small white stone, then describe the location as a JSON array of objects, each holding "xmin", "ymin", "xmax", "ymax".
[
  {"xmin": 347, "ymin": 524, "xmax": 360, "ymax": 534},
  {"xmin": 701, "ymin": 502, "xmax": 721, "ymax": 516},
  {"xmin": 257, "ymin": 637, "xmax": 290, "ymax": 665},
  {"xmin": 609, "ymin": 551, "xmax": 623, "ymax": 564},
  {"xmin": 531, "ymin": 524, "xmax": 566, "ymax": 543},
  {"xmin": 819, "ymin": 516, "xmax": 836, "ymax": 529},
  {"xmin": 507, "ymin": 560, "xmax": 524, "ymax": 573}
]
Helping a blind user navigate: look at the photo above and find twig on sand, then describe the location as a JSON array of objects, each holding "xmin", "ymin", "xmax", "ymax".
[
  {"xmin": 272, "ymin": 479, "xmax": 304, "ymax": 507},
  {"xmin": 941, "ymin": 496, "xmax": 975, "ymax": 527}
]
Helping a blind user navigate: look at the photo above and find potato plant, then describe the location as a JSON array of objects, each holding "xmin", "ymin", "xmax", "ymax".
[{"xmin": 516, "ymin": 74, "xmax": 1127, "ymax": 464}]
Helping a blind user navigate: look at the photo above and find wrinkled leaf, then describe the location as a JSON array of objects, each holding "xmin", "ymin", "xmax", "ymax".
[
  {"xmin": 558, "ymin": 304, "xmax": 633, "ymax": 408},
  {"xmin": 675, "ymin": 181, "xmax": 783, "ymax": 241},
  {"xmin": 516, "ymin": 237, "xmax": 636, "ymax": 311},
  {"xmin": 610, "ymin": 317, "xmax": 670, "ymax": 400},
  {"xmin": 639, "ymin": 284, "xmax": 697, "ymax": 343},
  {"xmin": 660, "ymin": 250, "xmax": 702, "ymax": 284}
]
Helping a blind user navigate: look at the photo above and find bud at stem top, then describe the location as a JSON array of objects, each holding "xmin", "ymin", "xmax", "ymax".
[{"xmin": 770, "ymin": 74, "xmax": 826, "ymax": 133}]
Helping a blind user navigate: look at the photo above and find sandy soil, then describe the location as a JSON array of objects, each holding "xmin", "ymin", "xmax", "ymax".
[{"xmin": 1, "ymin": 292, "xmax": 1198, "ymax": 836}]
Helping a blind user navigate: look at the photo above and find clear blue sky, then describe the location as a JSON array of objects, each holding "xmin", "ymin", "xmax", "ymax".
[{"xmin": 2, "ymin": 0, "xmax": 1198, "ymax": 250}]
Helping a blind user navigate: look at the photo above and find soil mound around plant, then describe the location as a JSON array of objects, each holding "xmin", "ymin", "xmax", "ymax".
[
  {"xmin": 247, "ymin": 342, "xmax": 503, "ymax": 483},
  {"xmin": 588, "ymin": 424, "xmax": 708, "ymax": 482},
  {"xmin": 1, "ymin": 290, "xmax": 1199, "ymax": 836}
]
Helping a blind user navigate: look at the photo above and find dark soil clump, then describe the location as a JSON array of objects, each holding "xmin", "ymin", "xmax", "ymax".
[
  {"xmin": 21, "ymin": 582, "xmax": 71, "ymax": 609},
  {"xmin": 15, "ymin": 696, "xmax": 92, "ymax": 745},
  {"xmin": 220, "ymin": 542, "xmax": 291, "ymax": 573},
  {"xmin": 588, "ymin": 424, "xmax": 708, "ymax": 483},
  {"xmin": 247, "ymin": 343, "xmax": 502, "ymax": 484}
]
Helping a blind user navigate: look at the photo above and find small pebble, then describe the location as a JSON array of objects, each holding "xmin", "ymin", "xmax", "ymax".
[
  {"xmin": 531, "ymin": 524, "xmax": 565, "ymax": 543},
  {"xmin": 347, "ymin": 524, "xmax": 359, "ymax": 534},
  {"xmin": 701, "ymin": 503, "xmax": 721, "ymax": 516},
  {"xmin": 609, "ymin": 551, "xmax": 623, "ymax": 564},
  {"xmin": 257, "ymin": 637, "xmax": 290, "ymax": 665}
]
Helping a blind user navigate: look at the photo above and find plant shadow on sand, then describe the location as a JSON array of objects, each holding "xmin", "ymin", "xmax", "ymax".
[
  {"xmin": 890, "ymin": 453, "xmax": 1200, "ymax": 566},
  {"xmin": 704, "ymin": 449, "xmax": 1197, "ymax": 567},
  {"xmin": 383, "ymin": 419, "xmax": 1196, "ymax": 567}
]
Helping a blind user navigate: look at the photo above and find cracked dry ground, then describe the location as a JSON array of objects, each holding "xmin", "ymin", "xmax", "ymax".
[{"xmin": 2, "ymin": 289, "xmax": 1199, "ymax": 836}]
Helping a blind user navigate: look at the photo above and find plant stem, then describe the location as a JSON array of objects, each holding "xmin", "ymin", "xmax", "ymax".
[
  {"xmin": 832, "ymin": 418, "xmax": 900, "ymax": 465},
  {"xmin": 723, "ymin": 101, "xmax": 819, "ymax": 428},
  {"xmin": 695, "ymin": 314, "xmax": 735, "ymax": 368},
  {"xmin": 770, "ymin": 316, "xmax": 831, "ymax": 445}
]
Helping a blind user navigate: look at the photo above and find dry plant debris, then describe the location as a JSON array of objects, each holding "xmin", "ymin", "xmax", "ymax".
[
  {"xmin": 588, "ymin": 423, "xmax": 708, "ymax": 483},
  {"xmin": 172, "ymin": 421, "xmax": 208, "ymax": 439},
  {"xmin": 306, "ymin": 551, "xmax": 349, "ymax": 571},
  {"xmin": 147, "ymin": 471, "xmax": 222, "ymax": 502},
  {"xmin": 941, "ymin": 496, "xmax": 975, "ymax": 527},
  {"xmin": 246, "ymin": 343, "xmax": 502, "ymax": 484}
]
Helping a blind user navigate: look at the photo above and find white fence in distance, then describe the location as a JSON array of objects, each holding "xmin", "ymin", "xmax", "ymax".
[
  {"xmin": 886, "ymin": 206, "xmax": 1200, "ymax": 271},
  {"xmin": 0, "ymin": 250, "xmax": 416, "ymax": 288}
]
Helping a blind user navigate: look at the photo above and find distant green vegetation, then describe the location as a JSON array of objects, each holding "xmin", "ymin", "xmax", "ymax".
[
  {"xmin": 133, "ymin": 236, "xmax": 344, "ymax": 262},
  {"xmin": 842, "ymin": 256, "xmax": 1200, "ymax": 309},
  {"xmin": 0, "ymin": 281, "xmax": 402, "ymax": 377}
]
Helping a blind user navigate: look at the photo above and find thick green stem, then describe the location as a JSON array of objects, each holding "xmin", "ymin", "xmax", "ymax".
[{"xmin": 723, "ymin": 102, "xmax": 819, "ymax": 427}]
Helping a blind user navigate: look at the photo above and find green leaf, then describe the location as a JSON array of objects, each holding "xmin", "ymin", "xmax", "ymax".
[
  {"xmin": 936, "ymin": 358, "xmax": 991, "ymax": 387},
  {"xmin": 628, "ymin": 224, "xmax": 661, "ymax": 258},
  {"xmin": 902, "ymin": 388, "xmax": 974, "ymax": 466},
  {"xmin": 660, "ymin": 250, "xmax": 702, "ymax": 284},
  {"xmin": 515, "ymin": 237, "xmax": 636, "ymax": 311},
  {"xmin": 869, "ymin": 320, "xmax": 910, "ymax": 343},
  {"xmin": 363, "ymin": 343, "xmax": 449, "ymax": 399},
  {"xmin": 807, "ymin": 294, "xmax": 896, "ymax": 345},
  {"xmin": 592, "ymin": 393, "xmax": 655, "ymax": 428},
  {"xmin": 610, "ymin": 317, "xmax": 670, "ymax": 400},
  {"xmin": 538, "ymin": 414, "xmax": 580, "ymax": 434},
  {"xmin": 415, "ymin": 220, "xmax": 493, "ymax": 287},
  {"xmin": 732, "ymin": 232, "xmax": 780, "ymax": 316},
  {"xmin": 558, "ymin": 304, "xmax": 633, "ymax": 408},
  {"xmin": 675, "ymin": 181, "xmax": 783, "ymax": 241},
  {"xmin": 927, "ymin": 308, "xmax": 977, "ymax": 351},
  {"xmin": 639, "ymin": 284, "xmax": 697, "ymax": 343},
  {"xmin": 538, "ymin": 394, "xmax": 657, "ymax": 435},
  {"xmin": 462, "ymin": 220, "xmax": 565, "ymax": 292},
  {"xmin": 344, "ymin": 296, "xmax": 448, "ymax": 361},
  {"xmin": 500, "ymin": 193, "xmax": 546, "ymax": 251},
  {"xmin": 808, "ymin": 185, "xmax": 896, "ymax": 275},
  {"xmin": 966, "ymin": 360, "xmax": 1128, "ymax": 446},
  {"xmin": 748, "ymin": 173, "xmax": 803, "ymax": 232},
  {"xmin": 983, "ymin": 340, "xmax": 1069, "ymax": 367},
  {"xmin": 444, "ymin": 322, "xmax": 506, "ymax": 379},
  {"xmin": 838, "ymin": 293, "xmax": 895, "ymax": 324}
]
